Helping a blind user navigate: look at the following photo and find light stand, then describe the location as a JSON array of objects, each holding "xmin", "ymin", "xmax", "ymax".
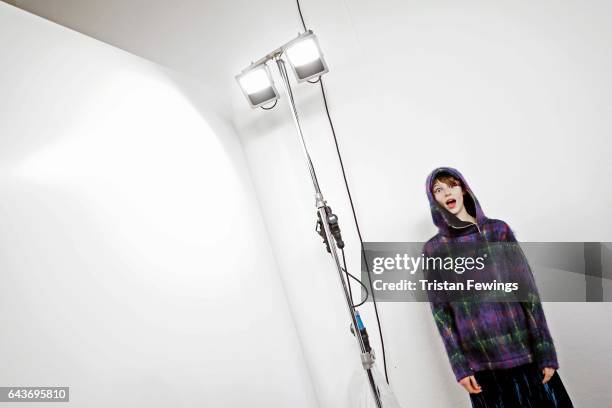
[
  {"xmin": 236, "ymin": 31, "xmax": 390, "ymax": 407},
  {"xmin": 273, "ymin": 56, "xmax": 383, "ymax": 408}
]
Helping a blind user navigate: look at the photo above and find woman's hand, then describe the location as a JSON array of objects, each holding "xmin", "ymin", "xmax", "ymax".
[
  {"xmin": 542, "ymin": 367, "xmax": 555, "ymax": 384},
  {"xmin": 458, "ymin": 375, "xmax": 482, "ymax": 393}
]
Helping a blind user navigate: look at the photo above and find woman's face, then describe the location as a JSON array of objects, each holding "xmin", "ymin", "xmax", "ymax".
[{"xmin": 432, "ymin": 179, "xmax": 465, "ymax": 215}]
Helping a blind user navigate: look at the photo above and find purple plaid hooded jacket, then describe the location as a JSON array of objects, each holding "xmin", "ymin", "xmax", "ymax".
[{"xmin": 422, "ymin": 167, "xmax": 559, "ymax": 382}]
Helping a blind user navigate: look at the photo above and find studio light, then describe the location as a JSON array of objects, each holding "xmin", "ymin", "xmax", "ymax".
[
  {"xmin": 235, "ymin": 63, "xmax": 279, "ymax": 108},
  {"xmin": 285, "ymin": 33, "xmax": 328, "ymax": 82},
  {"xmin": 236, "ymin": 30, "xmax": 395, "ymax": 408},
  {"xmin": 236, "ymin": 31, "xmax": 329, "ymax": 109}
]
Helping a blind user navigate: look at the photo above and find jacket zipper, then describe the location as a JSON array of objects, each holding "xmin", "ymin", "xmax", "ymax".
[{"xmin": 450, "ymin": 221, "xmax": 481, "ymax": 235}]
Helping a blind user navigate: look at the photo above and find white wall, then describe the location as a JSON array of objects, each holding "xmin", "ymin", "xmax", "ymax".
[
  {"xmin": 0, "ymin": 3, "xmax": 318, "ymax": 408},
  {"xmin": 4, "ymin": 0, "xmax": 612, "ymax": 407},
  {"xmin": 232, "ymin": 1, "xmax": 612, "ymax": 407}
]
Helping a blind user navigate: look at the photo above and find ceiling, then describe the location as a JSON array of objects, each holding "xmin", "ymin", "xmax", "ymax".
[{"xmin": 8, "ymin": 0, "xmax": 334, "ymax": 116}]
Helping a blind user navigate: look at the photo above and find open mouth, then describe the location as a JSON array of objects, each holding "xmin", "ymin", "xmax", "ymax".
[{"xmin": 445, "ymin": 198, "xmax": 457, "ymax": 209}]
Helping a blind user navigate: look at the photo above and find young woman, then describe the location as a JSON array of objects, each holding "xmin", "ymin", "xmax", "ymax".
[{"xmin": 422, "ymin": 167, "xmax": 574, "ymax": 407}]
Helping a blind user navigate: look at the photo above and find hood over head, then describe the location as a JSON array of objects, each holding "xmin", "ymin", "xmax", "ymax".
[{"xmin": 425, "ymin": 167, "xmax": 487, "ymax": 236}]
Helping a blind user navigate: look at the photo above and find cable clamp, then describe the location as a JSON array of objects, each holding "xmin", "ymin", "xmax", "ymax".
[
  {"xmin": 315, "ymin": 193, "xmax": 325, "ymax": 208},
  {"xmin": 360, "ymin": 351, "xmax": 375, "ymax": 370}
]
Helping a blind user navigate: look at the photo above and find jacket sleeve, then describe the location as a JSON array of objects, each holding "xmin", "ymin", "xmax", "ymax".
[
  {"xmin": 500, "ymin": 222, "xmax": 559, "ymax": 370},
  {"xmin": 423, "ymin": 244, "xmax": 474, "ymax": 381}
]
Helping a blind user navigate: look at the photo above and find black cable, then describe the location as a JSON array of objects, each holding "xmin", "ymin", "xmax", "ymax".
[
  {"xmin": 343, "ymin": 268, "xmax": 368, "ymax": 308},
  {"xmin": 342, "ymin": 248, "xmax": 354, "ymax": 303},
  {"xmin": 260, "ymin": 99, "xmax": 278, "ymax": 110},
  {"xmin": 341, "ymin": 248, "xmax": 369, "ymax": 307},
  {"xmin": 296, "ymin": 0, "xmax": 307, "ymax": 31},
  {"xmin": 295, "ymin": 0, "xmax": 390, "ymax": 383},
  {"xmin": 318, "ymin": 75, "xmax": 389, "ymax": 384}
]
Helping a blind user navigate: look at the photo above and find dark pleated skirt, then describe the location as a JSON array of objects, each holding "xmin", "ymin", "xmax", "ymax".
[{"xmin": 469, "ymin": 362, "xmax": 574, "ymax": 408}]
